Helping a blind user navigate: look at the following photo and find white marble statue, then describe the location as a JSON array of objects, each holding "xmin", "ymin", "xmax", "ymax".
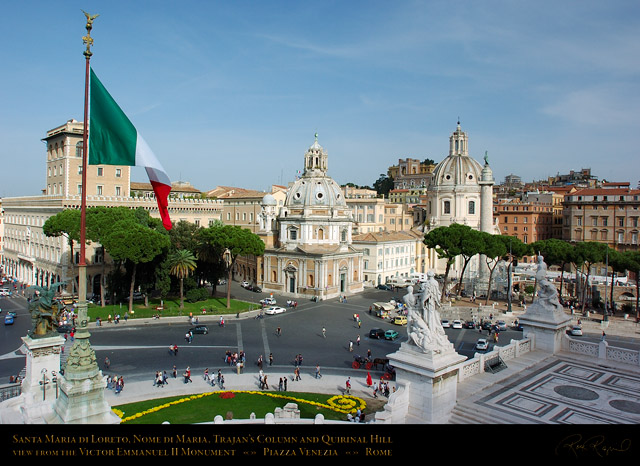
[
  {"xmin": 534, "ymin": 254, "xmax": 562, "ymax": 311},
  {"xmin": 403, "ymin": 271, "xmax": 450, "ymax": 352}
]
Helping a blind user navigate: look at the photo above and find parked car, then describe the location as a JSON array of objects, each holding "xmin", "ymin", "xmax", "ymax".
[
  {"xmin": 567, "ymin": 325, "xmax": 583, "ymax": 336},
  {"xmin": 260, "ymin": 297, "xmax": 276, "ymax": 305},
  {"xmin": 4, "ymin": 315, "xmax": 14, "ymax": 325},
  {"xmin": 384, "ymin": 329, "xmax": 399, "ymax": 340},
  {"xmin": 496, "ymin": 320, "xmax": 507, "ymax": 331},
  {"xmin": 441, "ymin": 319, "xmax": 450, "ymax": 328},
  {"xmin": 57, "ymin": 324, "xmax": 74, "ymax": 333},
  {"xmin": 393, "ymin": 316, "xmax": 407, "ymax": 326},
  {"xmin": 452, "ymin": 319, "xmax": 463, "ymax": 329},
  {"xmin": 369, "ymin": 328, "xmax": 385, "ymax": 339},
  {"xmin": 241, "ymin": 281, "xmax": 250, "ymax": 288},
  {"xmin": 475, "ymin": 338, "xmax": 489, "ymax": 351},
  {"xmin": 376, "ymin": 284, "xmax": 390, "ymax": 290},
  {"xmin": 250, "ymin": 285, "xmax": 262, "ymax": 293},
  {"xmin": 190, "ymin": 325, "xmax": 209, "ymax": 334},
  {"xmin": 264, "ymin": 306, "xmax": 286, "ymax": 315}
]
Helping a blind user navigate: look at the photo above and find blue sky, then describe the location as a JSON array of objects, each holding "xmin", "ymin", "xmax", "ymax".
[{"xmin": 1, "ymin": 0, "xmax": 639, "ymax": 198}]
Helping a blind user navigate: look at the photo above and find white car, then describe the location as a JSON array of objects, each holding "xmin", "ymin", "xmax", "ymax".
[
  {"xmin": 241, "ymin": 281, "xmax": 250, "ymax": 288},
  {"xmin": 475, "ymin": 339, "xmax": 489, "ymax": 351},
  {"xmin": 568, "ymin": 326, "xmax": 583, "ymax": 336},
  {"xmin": 441, "ymin": 319, "xmax": 450, "ymax": 328},
  {"xmin": 264, "ymin": 306, "xmax": 286, "ymax": 315},
  {"xmin": 452, "ymin": 319, "xmax": 463, "ymax": 329},
  {"xmin": 260, "ymin": 297, "xmax": 276, "ymax": 305},
  {"xmin": 0, "ymin": 289, "xmax": 10, "ymax": 297}
]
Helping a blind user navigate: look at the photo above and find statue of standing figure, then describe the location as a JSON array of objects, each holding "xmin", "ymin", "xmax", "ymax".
[
  {"xmin": 403, "ymin": 271, "xmax": 450, "ymax": 352},
  {"xmin": 534, "ymin": 254, "xmax": 562, "ymax": 311}
]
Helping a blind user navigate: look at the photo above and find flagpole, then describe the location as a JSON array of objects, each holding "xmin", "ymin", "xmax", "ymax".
[{"xmin": 78, "ymin": 11, "xmax": 97, "ymax": 337}]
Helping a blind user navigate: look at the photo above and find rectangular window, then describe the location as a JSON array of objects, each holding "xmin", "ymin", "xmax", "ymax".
[
  {"xmin": 97, "ymin": 167, "xmax": 103, "ymax": 176},
  {"xmin": 115, "ymin": 168, "xmax": 122, "ymax": 177}
]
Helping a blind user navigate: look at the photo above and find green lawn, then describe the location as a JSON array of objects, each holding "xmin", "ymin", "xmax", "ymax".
[
  {"xmin": 87, "ymin": 295, "xmax": 260, "ymax": 322},
  {"xmin": 112, "ymin": 390, "xmax": 369, "ymax": 424}
]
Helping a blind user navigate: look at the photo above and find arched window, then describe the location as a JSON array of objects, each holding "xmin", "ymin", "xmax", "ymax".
[
  {"xmin": 443, "ymin": 200, "xmax": 451, "ymax": 214},
  {"xmin": 468, "ymin": 200, "xmax": 475, "ymax": 215}
]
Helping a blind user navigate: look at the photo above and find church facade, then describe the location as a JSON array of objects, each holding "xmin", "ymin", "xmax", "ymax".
[
  {"xmin": 425, "ymin": 122, "xmax": 497, "ymax": 283},
  {"xmin": 257, "ymin": 136, "xmax": 364, "ymax": 300}
]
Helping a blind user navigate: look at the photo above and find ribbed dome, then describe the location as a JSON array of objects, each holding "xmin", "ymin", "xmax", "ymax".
[
  {"xmin": 284, "ymin": 176, "xmax": 346, "ymax": 208},
  {"xmin": 431, "ymin": 153, "xmax": 483, "ymax": 187}
]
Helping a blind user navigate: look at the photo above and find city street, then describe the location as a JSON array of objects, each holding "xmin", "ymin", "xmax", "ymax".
[{"xmin": 1, "ymin": 282, "xmax": 637, "ymax": 386}]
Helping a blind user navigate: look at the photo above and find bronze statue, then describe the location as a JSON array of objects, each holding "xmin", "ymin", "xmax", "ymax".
[{"xmin": 27, "ymin": 282, "xmax": 68, "ymax": 337}]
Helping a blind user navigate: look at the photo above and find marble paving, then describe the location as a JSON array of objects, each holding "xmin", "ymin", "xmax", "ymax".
[{"xmin": 473, "ymin": 358, "xmax": 640, "ymax": 424}]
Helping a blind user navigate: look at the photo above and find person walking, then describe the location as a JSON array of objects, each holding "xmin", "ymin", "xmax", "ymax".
[
  {"xmin": 269, "ymin": 353, "xmax": 273, "ymax": 366},
  {"xmin": 345, "ymin": 377, "xmax": 351, "ymax": 395},
  {"xmin": 356, "ymin": 335, "xmax": 361, "ymax": 346},
  {"xmin": 315, "ymin": 364, "xmax": 322, "ymax": 379},
  {"xmin": 322, "ymin": 327, "xmax": 326, "ymax": 338},
  {"xmin": 349, "ymin": 340, "xmax": 353, "ymax": 352}
]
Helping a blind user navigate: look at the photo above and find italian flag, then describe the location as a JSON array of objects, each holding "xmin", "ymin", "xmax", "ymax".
[{"xmin": 88, "ymin": 68, "xmax": 173, "ymax": 230}]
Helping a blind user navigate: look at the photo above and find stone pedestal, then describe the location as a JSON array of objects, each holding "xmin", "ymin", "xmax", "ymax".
[
  {"xmin": 0, "ymin": 335, "xmax": 65, "ymax": 423},
  {"xmin": 18, "ymin": 335, "xmax": 66, "ymax": 423},
  {"xmin": 380, "ymin": 342, "xmax": 467, "ymax": 424},
  {"xmin": 49, "ymin": 337, "xmax": 120, "ymax": 424},
  {"xmin": 519, "ymin": 300, "xmax": 571, "ymax": 354}
]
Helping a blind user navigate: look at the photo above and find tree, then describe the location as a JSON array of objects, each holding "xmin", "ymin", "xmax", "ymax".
[
  {"xmin": 572, "ymin": 242, "xmax": 608, "ymax": 314},
  {"xmin": 43, "ymin": 209, "xmax": 82, "ymax": 293},
  {"xmin": 620, "ymin": 251, "xmax": 640, "ymax": 320},
  {"xmin": 167, "ymin": 249, "xmax": 197, "ymax": 309},
  {"xmin": 85, "ymin": 206, "xmax": 139, "ymax": 306},
  {"xmin": 198, "ymin": 224, "xmax": 265, "ymax": 308},
  {"xmin": 496, "ymin": 235, "xmax": 532, "ymax": 302},
  {"xmin": 101, "ymin": 219, "xmax": 170, "ymax": 313},
  {"xmin": 423, "ymin": 224, "xmax": 466, "ymax": 300},
  {"xmin": 455, "ymin": 227, "xmax": 486, "ymax": 295},
  {"xmin": 478, "ymin": 232, "xmax": 508, "ymax": 304},
  {"xmin": 373, "ymin": 173, "xmax": 394, "ymax": 197}
]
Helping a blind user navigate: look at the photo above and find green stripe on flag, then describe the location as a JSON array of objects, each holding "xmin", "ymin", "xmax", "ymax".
[{"xmin": 89, "ymin": 68, "xmax": 137, "ymax": 166}]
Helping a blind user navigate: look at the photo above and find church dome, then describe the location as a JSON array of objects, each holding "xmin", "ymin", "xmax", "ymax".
[
  {"xmin": 284, "ymin": 135, "xmax": 347, "ymax": 208},
  {"xmin": 262, "ymin": 193, "xmax": 277, "ymax": 206},
  {"xmin": 430, "ymin": 122, "xmax": 483, "ymax": 188},
  {"xmin": 285, "ymin": 176, "xmax": 346, "ymax": 208}
]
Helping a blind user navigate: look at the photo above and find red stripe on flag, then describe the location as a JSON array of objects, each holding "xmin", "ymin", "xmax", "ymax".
[{"xmin": 150, "ymin": 180, "xmax": 173, "ymax": 230}]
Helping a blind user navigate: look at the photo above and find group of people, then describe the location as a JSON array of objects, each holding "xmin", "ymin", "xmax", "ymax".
[
  {"xmin": 203, "ymin": 368, "xmax": 225, "ymax": 388},
  {"xmin": 224, "ymin": 350, "xmax": 245, "ymax": 366},
  {"xmin": 106, "ymin": 374, "xmax": 125, "ymax": 394}
]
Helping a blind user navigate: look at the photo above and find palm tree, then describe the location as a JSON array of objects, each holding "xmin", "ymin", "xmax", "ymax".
[{"xmin": 168, "ymin": 249, "xmax": 197, "ymax": 309}]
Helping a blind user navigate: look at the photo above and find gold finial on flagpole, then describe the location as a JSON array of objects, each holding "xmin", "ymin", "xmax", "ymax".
[{"xmin": 82, "ymin": 10, "xmax": 99, "ymax": 57}]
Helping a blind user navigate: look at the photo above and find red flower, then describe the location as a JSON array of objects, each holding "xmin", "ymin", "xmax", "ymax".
[{"xmin": 218, "ymin": 392, "xmax": 236, "ymax": 399}]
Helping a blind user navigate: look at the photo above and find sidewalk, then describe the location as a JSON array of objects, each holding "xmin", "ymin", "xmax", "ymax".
[{"xmin": 103, "ymin": 366, "xmax": 383, "ymax": 406}]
